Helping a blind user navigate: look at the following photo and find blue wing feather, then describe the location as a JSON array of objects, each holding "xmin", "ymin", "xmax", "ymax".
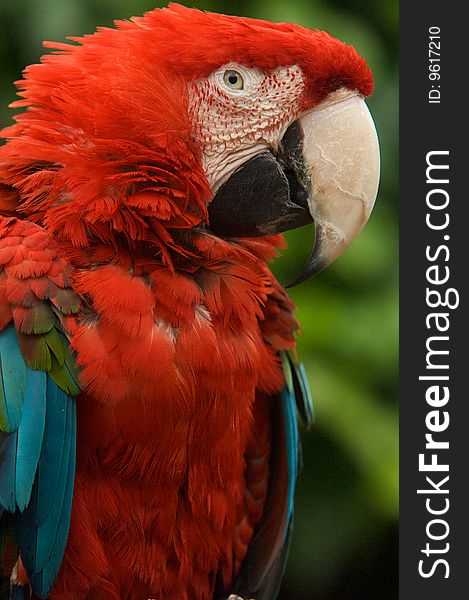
[
  {"xmin": 281, "ymin": 384, "xmax": 299, "ymax": 532},
  {"xmin": 15, "ymin": 369, "xmax": 47, "ymax": 511},
  {"xmin": 11, "ymin": 585, "xmax": 26, "ymax": 600},
  {"xmin": 0, "ymin": 431, "xmax": 17, "ymax": 512},
  {"xmin": 286, "ymin": 349, "xmax": 314, "ymax": 428},
  {"xmin": 231, "ymin": 351, "xmax": 311, "ymax": 600},
  {"xmin": 0, "ymin": 325, "xmax": 27, "ymax": 433},
  {"xmin": 32, "ymin": 397, "xmax": 76, "ymax": 598},
  {"xmin": 0, "ymin": 324, "xmax": 79, "ymax": 600},
  {"xmin": 18, "ymin": 384, "xmax": 76, "ymax": 598},
  {"xmin": 36, "ymin": 379, "xmax": 68, "ymax": 525}
]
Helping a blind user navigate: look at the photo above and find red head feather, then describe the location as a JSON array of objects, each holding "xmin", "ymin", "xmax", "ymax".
[{"xmin": 0, "ymin": 3, "xmax": 373, "ymax": 252}]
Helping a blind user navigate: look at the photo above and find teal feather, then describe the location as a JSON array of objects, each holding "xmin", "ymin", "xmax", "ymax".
[
  {"xmin": 0, "ymin": 324, "xmax": 78, "ymax": 599},
  {"xmin": 0, "ymin": 324, "xmax": 27, "ymax": 433},
  {"xmin": 281, "ymin": 385, "xmax": 299, "ymax": 529},
  {"xmin": 233, "ymin": 352, "xmax": 310, "ymax": 599},
  {"xmin": 291, "ymin": 360, "xmax": 314, "ymax": 427},
  {"xmin": 15, "ymin": 369, "xmax": 47, "ymax": 511},
  {"xmin": 284, "ymin": 350, "xmax": 314, "ymax": 428},
  {"xmin": 11, "ymin": 586, "xmax": 26, "ymax": 600},
  {"xmin": 33, "ymin": 391, "xmax": 72, "ymax": 568},
  {"xmin": 35, "ymin": 380, "xmax": 67, "ymax": 525},
  {"xmin": 0, "ymin": 507, "xmax": 6, "ymax": 554},
  {"xmin": 32, "ymin": 397, "xmax": 76, "ymax": 598},
  {"xmin": 0, "ymin": 431, "xmax": 18, "ymax": 512},
  {"xmin": 18, "ymin": 386, "xmax": 76, "ymax": 599},
  {"xmin": 253, "ymin": 522, "xmax": 293, "ymax": 600},
  {"xmin": 233, "ymin": 383, "xmax": 299, "ymax": 598}
]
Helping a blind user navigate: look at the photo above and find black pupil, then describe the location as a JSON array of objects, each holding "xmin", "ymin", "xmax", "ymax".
[{"xmin": 228, "ymin": 74, "xmax": 238, "ymax": 85}]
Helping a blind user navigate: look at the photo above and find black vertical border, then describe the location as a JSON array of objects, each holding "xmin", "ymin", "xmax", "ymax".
[{"xmin": 400, "ymin": 3, "xmax": 468, "ymax": 599}]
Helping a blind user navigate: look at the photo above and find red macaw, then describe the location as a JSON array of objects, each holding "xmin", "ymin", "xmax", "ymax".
[{"xmin": 0, "ymin": 4, "xmax": 380, "ymax": 600}]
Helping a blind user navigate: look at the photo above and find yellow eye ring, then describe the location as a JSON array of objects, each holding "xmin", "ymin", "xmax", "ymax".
[{"xmin": 223, "ymin": 70, "xmax": 244, "ymax": 90}]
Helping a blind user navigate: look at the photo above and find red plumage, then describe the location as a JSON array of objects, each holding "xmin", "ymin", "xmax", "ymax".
[{"xmin": 0, "ymin": 4, "xmax": 374, "ymax": 598}]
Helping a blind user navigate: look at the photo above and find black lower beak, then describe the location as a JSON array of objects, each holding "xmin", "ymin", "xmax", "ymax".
[
  {"xmin": 207, "ymin": 95, "xmax": 380, "ymax": 286},
  {"xmin": 207, "ymin": 122, "xmax": 313, "ymax": 238}
]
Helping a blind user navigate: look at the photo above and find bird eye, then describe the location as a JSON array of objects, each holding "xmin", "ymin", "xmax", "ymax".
[{"xmin": 223, "ymin": 70, "xmax": 244, "ymax": 90}]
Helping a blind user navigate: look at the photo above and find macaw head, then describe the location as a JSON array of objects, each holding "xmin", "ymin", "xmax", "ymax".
[{"xmin": 0, "ymin": 3, "xmax": 379, "ymax": 283}]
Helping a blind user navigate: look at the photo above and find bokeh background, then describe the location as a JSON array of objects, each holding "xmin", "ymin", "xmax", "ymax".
[{"xmin": 0, "ymin": 1, "xmax": 398, "ymax": 599}]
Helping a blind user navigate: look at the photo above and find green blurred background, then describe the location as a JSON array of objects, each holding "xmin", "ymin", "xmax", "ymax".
[{"xmin": 0, "ymin": 1, "xmax": 398, "ymax": 598}]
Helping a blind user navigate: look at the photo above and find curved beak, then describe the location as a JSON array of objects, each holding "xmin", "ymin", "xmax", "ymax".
[
  {"xmin": 207, "ymin": 89, "xmax": 380, "ymax": 285},
  {"xmin": 289, "ymin": 91, "xmax": 380, "ymax": 285}
]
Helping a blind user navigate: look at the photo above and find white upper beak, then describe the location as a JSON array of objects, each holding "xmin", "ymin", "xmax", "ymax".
[{"xmin": 294, "ymin": 89, "xmax": 380, "ymax": 282}]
